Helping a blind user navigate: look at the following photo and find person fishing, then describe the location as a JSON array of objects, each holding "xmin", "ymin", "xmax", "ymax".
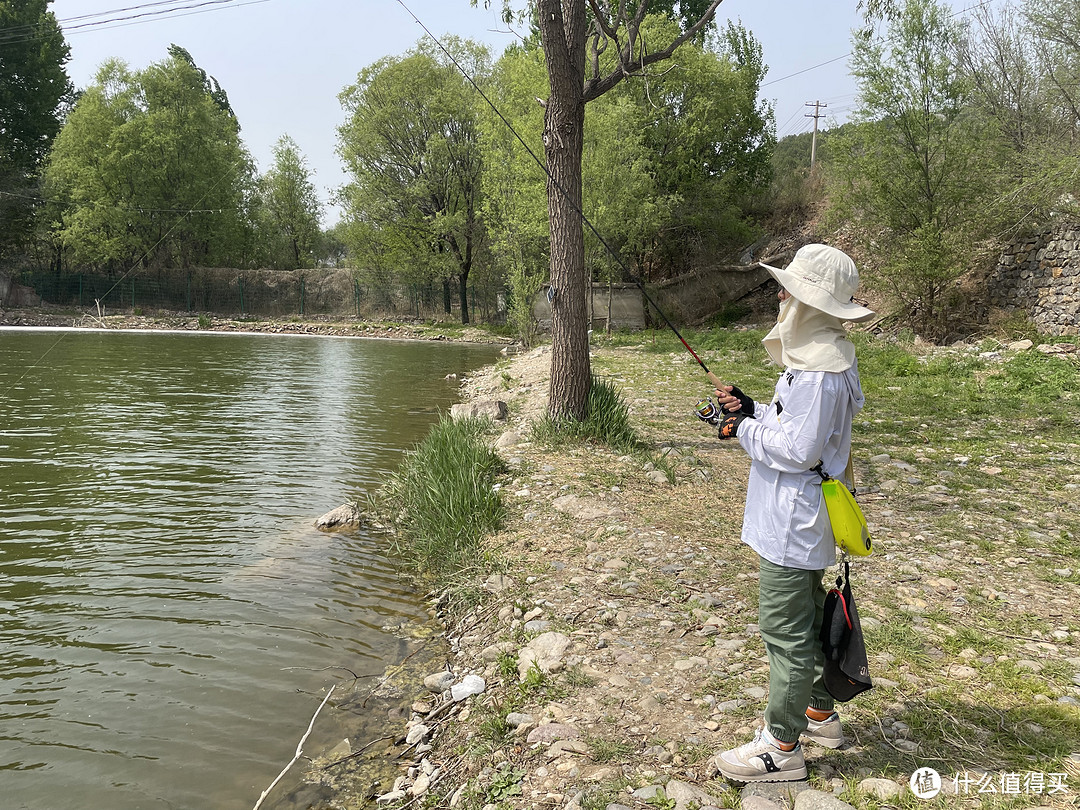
[{"xmin": 702, "ymin": 243, "xmax": 876, "ymax": 783}]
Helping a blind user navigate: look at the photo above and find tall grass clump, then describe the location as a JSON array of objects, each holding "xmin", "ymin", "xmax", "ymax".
[
  {"xmin": 380, "ymin": 416, "xmax": 505, "ymax": 579},
  {"xmin": 533, "ymin": 376, "xmax": 638, "ymax": 451}
]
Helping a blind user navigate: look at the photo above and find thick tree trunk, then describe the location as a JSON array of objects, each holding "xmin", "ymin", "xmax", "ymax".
[
  {"xmin": 458, "ymin": 268, "xmax": 470, "ymax": 325},
  {"xmin": 538, "ymin": 0, "xmax": 590, "ymax": 421},
  {"xmin": 443, "ymin": 277, "xmax": 453, "ymax": 315}
]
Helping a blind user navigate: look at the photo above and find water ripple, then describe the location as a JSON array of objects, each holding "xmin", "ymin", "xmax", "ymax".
[{"xmin": 0, "ymin": 329, "xmax": 498, "ymax": 810}]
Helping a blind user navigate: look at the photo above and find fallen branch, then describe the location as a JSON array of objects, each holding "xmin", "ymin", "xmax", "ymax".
[
  {"xmin": 252, "ymin": 684, "xmax": 336, "ymax": 810},
  {"xmin": 323, "ymin": 734, "xmax": 395, "ymax": 770}
]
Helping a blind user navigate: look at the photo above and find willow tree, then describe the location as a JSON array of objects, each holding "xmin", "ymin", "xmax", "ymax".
[
  {"xmin": 338, "ymin": 39, "xmax": 489, "ymax": 324},
  {"xmin": 259, "ymin": 135, "xmax": 323, "ymax": 270},
  {"xmin": 44, "ymin": 47, "xmax": 254, "ymax": 270}
]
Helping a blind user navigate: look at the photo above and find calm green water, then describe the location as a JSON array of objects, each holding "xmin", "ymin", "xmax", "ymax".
[{"xmin": 0, "ymin": 328, "xmax": 499, "ymax": 810}]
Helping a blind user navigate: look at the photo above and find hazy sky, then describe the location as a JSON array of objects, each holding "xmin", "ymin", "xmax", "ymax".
[{"xmin": 44, "ymin": 1, "xmax": 917, "ymax": 224}]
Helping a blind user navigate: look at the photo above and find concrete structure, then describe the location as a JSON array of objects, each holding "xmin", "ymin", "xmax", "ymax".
[
  {"xmin": 0, "ymin": 273, "xmax": 42, "ymax": 307},
  {"xmin": 531, "ymin": 263, "xmax": 770, "ymax": 331}
]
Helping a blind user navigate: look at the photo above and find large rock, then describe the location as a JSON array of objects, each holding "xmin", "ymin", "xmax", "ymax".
[
  {"xmin": 495, "ymin": 430, "xmax": 525, "ymax": 449},
  {"xmin": 450, "ymin": 400, "xmax": 507, "ymax": 421},
  {"xmin": 313, "ymin": 503, "xmax": 364, "ymax": 530},
  {"xmin": 526, "ymin": 723, "xmax": 582, "ymax": 744},
  {"xmin": 664, "ymin": 779, "xmax": 724, "ymax": 810},
  {"xmin": 858, "ymin": 777, "xmax": 903, "ymax": 800},
  {"xmin": 793, "ymin": 789, "xmax": 857, "ymax": 810},
  {"xmin": 517, "ymin": 631, "xmax": 571, "ymax": 681}
]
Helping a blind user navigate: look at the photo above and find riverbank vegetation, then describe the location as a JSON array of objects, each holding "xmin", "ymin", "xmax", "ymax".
[{"xmin": 380, "ymin": 417, "xmax": 507, "ymax": 584}]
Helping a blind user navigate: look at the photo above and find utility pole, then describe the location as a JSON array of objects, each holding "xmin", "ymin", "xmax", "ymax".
[{"xmin": 805, "ymin": 100, "xmax": 827, "ymax": 169}]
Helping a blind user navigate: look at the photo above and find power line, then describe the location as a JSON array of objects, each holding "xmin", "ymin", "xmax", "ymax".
[{"xmin": 0, "ymin": 0, "xmax": 268, "ymax": 47}]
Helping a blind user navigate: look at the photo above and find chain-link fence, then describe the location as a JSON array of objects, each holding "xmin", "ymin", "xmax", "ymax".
[{"xmin": 15, "ymin": 266, "xmax": 507, "ymax": 323}]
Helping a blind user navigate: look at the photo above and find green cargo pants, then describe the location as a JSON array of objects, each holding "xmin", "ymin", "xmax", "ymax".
[{"xmin": 757, "ymin": 556, "xmax": 835, "ymax": 744}]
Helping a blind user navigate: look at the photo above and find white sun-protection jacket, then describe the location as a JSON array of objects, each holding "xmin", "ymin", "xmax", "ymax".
[{"xmin": 736, "ymin": 362, "xmax": 865, "ymax": 571}]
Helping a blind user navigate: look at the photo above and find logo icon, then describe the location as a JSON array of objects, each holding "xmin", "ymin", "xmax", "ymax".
[{"xmin": 910, "ymin": 767, "xmax": 942, "ymax": 799}]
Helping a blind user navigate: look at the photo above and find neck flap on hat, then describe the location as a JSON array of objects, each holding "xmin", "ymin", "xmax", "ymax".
[{"xmin": 762, "ymin": 298, "xmax": 855, "ymax": 372}]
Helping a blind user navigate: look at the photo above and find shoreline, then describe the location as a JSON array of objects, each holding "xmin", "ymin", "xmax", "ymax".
[
  {"xmin": 11, "ymin": 310, "xmax": 1075, "ymax": 808},
  {"xmin": 0, "ymin": 307, "xmax": 516, "ymax": 346}
]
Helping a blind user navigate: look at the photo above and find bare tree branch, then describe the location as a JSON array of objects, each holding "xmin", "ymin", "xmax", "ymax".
[{"xmin": 583, "ymin": 0, "xmax": 726, "ymax": 101}]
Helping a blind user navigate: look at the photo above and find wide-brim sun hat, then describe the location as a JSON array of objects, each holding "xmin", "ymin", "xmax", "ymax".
[{"xmin": 759, "ymin": 244, "xmax": 877, "ymax": 323}]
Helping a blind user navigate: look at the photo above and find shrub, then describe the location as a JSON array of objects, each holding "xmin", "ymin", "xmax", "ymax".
[{"xmin": 380, "ymin": 416, "xmax": 505, "ymax": 579}]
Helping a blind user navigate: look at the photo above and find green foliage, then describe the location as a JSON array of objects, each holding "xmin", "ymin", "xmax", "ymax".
[
  {"xmin": 43, "ymin": 49, "xmax": 255, "ymax": 270},
  {"xmin": 827, "ymin": 0, "xmax": 1008, "ymax": 340},
  {"xmin": 495, "ymin": 651, "xmax": 518, "ymax": 681},
  {"xmin": 256, "ymin": 135, "xmax": 323, "ymax": 270},
  {"xmin": 381, "ymin": 416, "xmax": 505, "ymax": 579},
  {"xmin": 533, "ymin": 376, "xmax": 638, "ymax": 451},
  {"xmin": 587, "ymin": 737, "xmax": 633, "ymax": 763},
  {"xmin": 485, "ymin": 764, "xmax": 526, "ymax": 803},
  {"xmin": 982, "ymin": 352, "xmax": 1080, "ymax": 403},
  {"xmin": 590, "ymin": 17, "xmax": 773, "ymax": 275},
  {"xmin": 505, "ymin": 259, "xmax": 545, "ymax": 348},
  {"xmin": 0, "ymin": 0, "xmax": 72, "ymax": 259},
  {"xmin": 337, "ymin": 38, "xmax": 490, "ymax": 324}
]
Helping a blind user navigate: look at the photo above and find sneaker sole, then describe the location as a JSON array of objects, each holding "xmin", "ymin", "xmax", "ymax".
[
  {"xmin": 715, "ymin": 762, "xmax": 809, "ymax": 783},
  {"xmin": 803, "ymin": 732, "xmax": 844, "ymax": 749}
]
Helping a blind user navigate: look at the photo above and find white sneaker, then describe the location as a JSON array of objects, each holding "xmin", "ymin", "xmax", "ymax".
[
  {"xmin": 714, "ymin": 728, "xmax": 808, "ymax": 783},
  {"xmin": 804, "ymin": 711, "xmax": 845, "ymax": 749}
]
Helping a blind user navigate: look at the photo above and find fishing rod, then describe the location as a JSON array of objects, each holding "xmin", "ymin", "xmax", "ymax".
[{"xmin": 395, "ymin": 0, "xmax": 727, "ymax": 391}]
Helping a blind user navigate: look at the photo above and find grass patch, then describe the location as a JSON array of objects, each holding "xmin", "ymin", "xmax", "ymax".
[
  {"xmin": 588, "ymin": 737, "xmax": 634, "ymax": 762},
  {"xmin": 532, "ymin": 375, "xmax": 638, "ymax": 451},
  {"xmin": 379, "ymin": 416, "xmax": 505, "ymax": 580}
]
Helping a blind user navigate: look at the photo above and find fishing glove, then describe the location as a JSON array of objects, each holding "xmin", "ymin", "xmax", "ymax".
[
  {"xmin": 722, "ymin": 385, "xmax": 755, "ymax": 416},
  {"xmin": 718, "ymin": 411, "xmax": 748, "ymax": 440}
]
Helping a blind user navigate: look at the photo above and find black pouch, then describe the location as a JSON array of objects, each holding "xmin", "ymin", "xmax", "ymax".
[{"xmin": 819, "ymin": 561, "xmax": 873, "ymax": 701}]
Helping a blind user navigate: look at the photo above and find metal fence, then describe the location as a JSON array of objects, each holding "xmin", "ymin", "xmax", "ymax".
[{"xmin": 16, "ymin": 267, "xmax": 506, "ymax": 323}]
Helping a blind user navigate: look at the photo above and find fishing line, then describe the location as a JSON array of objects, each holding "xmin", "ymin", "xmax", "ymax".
[{"xmin": 394, "ymin": 0, "xmax": 725, "ymax": 386}]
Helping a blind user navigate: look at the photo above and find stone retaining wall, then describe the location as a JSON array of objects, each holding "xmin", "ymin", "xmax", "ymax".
[
  {"xmin": 987, "ymin": 225, "xmax": 1080, "ymax": 335},
  {"xmin": 0, "ymin": 272, "xmax": 42, "ymax": 307}
]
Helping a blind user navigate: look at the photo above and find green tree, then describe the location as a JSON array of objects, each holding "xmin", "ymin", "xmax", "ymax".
[
  {"xmin": 480, "ymin": 0, "xmax": 726, "ymax": 419},
  {"xmin": 829, "ymin": 0, "xmax": 1007, "ymax": 339},
  {"xmin": 478, "ymin": 42, "xmax": 549, "ymax": 343},
  {"xmin": 337, "ymin": 39, "xmax": 488, "ymax": 324},
  {"xmin": 1025, "ymin": 0, "xmax": 1080, "ymax": 132},
  {"xmin": 621, "ymin": 18, "xmax": 773, "ymax": 276},
  {"xmin": 258, "ymin": 135, "xmax": 323, "ymax": 269},
  {"xmin": 0, "ymin": 0, "xmax": 72, "ymax": 260},
  {"xmin": 43, "ymin": 48, "xmax": 255, "ymax": 271}
]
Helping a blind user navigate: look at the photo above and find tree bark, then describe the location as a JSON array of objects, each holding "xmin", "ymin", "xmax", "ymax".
[
  {"xmin": 458, "ymin": 269, "xmax": 471, "ymax": 325},
  {"xmin": 538, "ymin": 0, "xmax": 591, "ymax": 420}
]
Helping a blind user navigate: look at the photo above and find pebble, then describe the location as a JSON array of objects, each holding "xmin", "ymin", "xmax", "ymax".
[
  {"xmin": 423, "ymin": 672, "xmax": 454, "ymax": 694},
  {"xmin": 405, "ymin": 724, "xmax": 429, "ymax": 745},
  {"xmin": 526, "ymin": 723, "xmax": 581, "ymax": 744},
  {"xmin": 451, "ymin": 674, "xmax": 486, "ymax": 702},
  {"xmin": 858, "ymin": 777, "xmax": 902, "ymax": 800},
  {"xmin": 506, "ymin": 712, "xmax": 534, "ymax": 728}
]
